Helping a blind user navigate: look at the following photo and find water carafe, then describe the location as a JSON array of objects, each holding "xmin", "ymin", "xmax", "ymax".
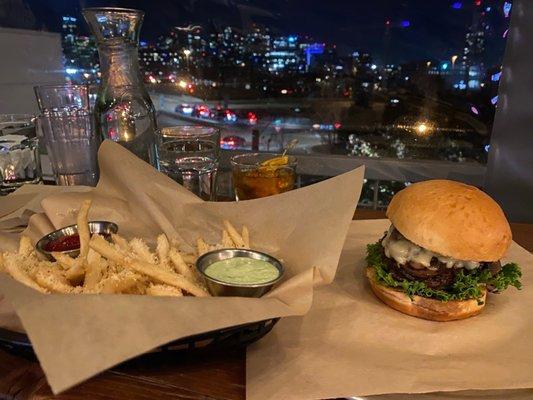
[{"xmin": 83, "ymin": 7, "xmax": 157, "ymax": 163}]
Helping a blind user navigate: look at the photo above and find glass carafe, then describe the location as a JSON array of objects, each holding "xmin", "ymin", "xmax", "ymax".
[{"xmin": 82, "ymin": 7, "xmax": 157, "ymax": 164}]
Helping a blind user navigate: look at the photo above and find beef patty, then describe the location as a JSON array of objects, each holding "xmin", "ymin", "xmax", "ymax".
[{"xmin": 379, "ymin": 240, "xmax": 501, "ymax": 290}]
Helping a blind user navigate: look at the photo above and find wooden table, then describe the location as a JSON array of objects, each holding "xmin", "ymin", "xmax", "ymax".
[{"xmin": 2, "ymin": 210, "xmax": 532, "ymax": 400}]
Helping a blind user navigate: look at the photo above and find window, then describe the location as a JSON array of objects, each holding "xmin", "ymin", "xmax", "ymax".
[{"xmin": 0, "ymin": 0, "xmax": 513, "ymax": 206}]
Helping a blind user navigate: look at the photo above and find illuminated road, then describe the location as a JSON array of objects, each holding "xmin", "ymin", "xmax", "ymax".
[{"xmin": 154, "ymin": 93, "xmax": 329, "ymax": 154}]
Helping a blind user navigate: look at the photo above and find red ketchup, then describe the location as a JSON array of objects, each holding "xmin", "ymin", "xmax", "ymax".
[{"xmin": 43, "ymin": 234, "xmax": 81, "ymax": 252}]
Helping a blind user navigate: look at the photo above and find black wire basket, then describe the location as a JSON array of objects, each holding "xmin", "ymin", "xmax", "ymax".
[{"xmin": 0, "ymin": 318, "xmax": 279, "ymax": 360}]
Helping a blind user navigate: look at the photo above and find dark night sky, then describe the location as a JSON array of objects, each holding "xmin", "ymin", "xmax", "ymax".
[{"xmin": 21, "ymin": 0, "xmax": 510, "ymax": 65}]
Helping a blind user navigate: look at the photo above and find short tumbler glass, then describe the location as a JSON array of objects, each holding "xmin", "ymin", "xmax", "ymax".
[
  {"xmin": 231, "ymin": 153, "xmax": 297, "ymax": 200},
  {"xmin": 0, "ymin": 114, "xmax": 41, "ymax": 194},
  {"xmin": 156, "ymin": 126, "xmax": 220, "ymax": 200}
]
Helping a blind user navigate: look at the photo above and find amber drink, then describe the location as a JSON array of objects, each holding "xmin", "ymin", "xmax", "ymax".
[{"xmin": 231, "ymin": 153, "xmax": 297, "ymax": 200}]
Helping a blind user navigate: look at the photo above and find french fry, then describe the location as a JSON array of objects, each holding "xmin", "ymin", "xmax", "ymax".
[
  {"xmin": 129, "ymin": 238, "xmax": 156, "ymax": 264},
  {"xmin": 84, "ymin": 249, "xmax": 103, "ymax": 289},
  {"xmin": 242, "ymin": 226, "xmax": 250, "ymax": 248},
  {"xmin": 181, "ymin": 254, "xmax": 197, "ymax": 265},
  {"xmin": 77, "ymin": 199, "xmax": 92, "ymax": 261},
  {"xmin": 156, "ymin": 234, "xmax": 170, "ymax": 263},
  {"xmin": 124, "ymin": 259, "xmax": 210, "ymax": 297},
  {"xmin": 0, "ymin": 253, "xmax": 5, "ymax": 273},
  {"xmin": 89, "ymin": 235, "xmax": 126, "ymax": 264},
  {"xmin": 169, "ymin": 248, "xmax": 195, "ymax": 281},
  {"xmin": 111, "ymin": 234, "xmax": 130, "ymax": 253},
  {"xmin": 34, "ymin": 267, "xmax": 73, "ymax": 294},
  {"xmin": 196, "ymin": 238, "xmax": 210, "ymax": 256},
  {"xmin": 97, "ymin": 272, "xmax": 143, "ymax": 294},
  {"xmin": 224, "ymin": 220, "xmax": 245, "ymax": 248},
  {"xmin": 221, "ymin": 230, "xmax": 234, "ymax": 248},
  {"xmin": 52, "ymin": 251, "xmax": 85, "ymax": 284},
  {"xmin": 146, "ymin": 284, "xmax": 183, "ymax": 297},
  {"xmin": 52, "ymin": 252, "xmax": 80, "ymax": 269},
  {"xmin": 3, "ymin": 255, "xmax": 48, "ymax": 293},
  {"xmin": 18, "ymin": 236, "xmax": 34, "ymax": 257}
]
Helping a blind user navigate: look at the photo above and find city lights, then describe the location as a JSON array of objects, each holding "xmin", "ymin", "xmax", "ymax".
[
  {"xmin": 417, "ymin": 123, "xmax": 428, "ymax": 134},
  {"xmin": 451, "ymin": 55, "xmax": 458, "ymax": 68},
  {"xmin": 415, "ymin": 122, "xmax": 432, "ymax": 136},
  {"xmin": 503, "ymin": 1, "xmax": 512, "ymax": 18},
  {"xmin": 55, "ymin": 1, "xmax": 510, "ymax": 167}
]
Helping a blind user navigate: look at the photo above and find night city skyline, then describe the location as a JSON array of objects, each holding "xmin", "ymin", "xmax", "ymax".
[
  {"xmin": 0, "ymin": 0, "xmax": 513, "ymax": 167},
  {"xmin": 13, "ymin": 0, "xmax": 511, "ymax": 65}
]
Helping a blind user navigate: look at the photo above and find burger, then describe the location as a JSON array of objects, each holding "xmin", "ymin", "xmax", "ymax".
[{"xmin": 366, "ymin": 179, "xmax": 522, "ymax": 322}]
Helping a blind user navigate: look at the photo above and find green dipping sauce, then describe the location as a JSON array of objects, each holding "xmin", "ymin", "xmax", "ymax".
[{"xmin": 204, "ymin": 257, "xmax": 280, "ymax": 285}]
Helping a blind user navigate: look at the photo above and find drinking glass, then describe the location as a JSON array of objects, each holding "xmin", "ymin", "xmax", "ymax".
[
  {"xmin": 34, "ymin": 85, "xmax": 99, "ymax": 186},
  {"xmin": 156, "ymin": 126, "xmax": 220, "ymax": 200},
  {"xmin": 0, "ymin": 114, "xmax": 41, "ymax": 194},
  {"xmin": 231, "ymin": 153, "xmax": 297, "ymax": 200}
]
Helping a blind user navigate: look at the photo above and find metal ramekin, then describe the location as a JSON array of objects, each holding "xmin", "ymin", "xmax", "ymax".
[
  {"xmin": 196, "ymin": 248, "xmax": 284, "ymax": 297},
  {"xmin": 35, "ymin": 221, "xmax": 118, "ymax": 260}
]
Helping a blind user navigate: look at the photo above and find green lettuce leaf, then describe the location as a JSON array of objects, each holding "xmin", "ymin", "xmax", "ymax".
[{"xmin": 366, "ymin": 242, "xmax": 522, "ymax": 303}]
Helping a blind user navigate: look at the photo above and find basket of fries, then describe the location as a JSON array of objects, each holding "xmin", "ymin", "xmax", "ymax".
[{"xmin": 0, "ymin": 198, "xmax": 283, "ymax": 355}]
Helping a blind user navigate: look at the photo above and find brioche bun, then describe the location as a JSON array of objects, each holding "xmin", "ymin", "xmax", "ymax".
[
  {"xmin": 387, "ymin": 180, "xmax": 511, "ymax": 262},
  {"xmin": 366, "ymin": 268, "xmax": 486, "ymax": 321}
]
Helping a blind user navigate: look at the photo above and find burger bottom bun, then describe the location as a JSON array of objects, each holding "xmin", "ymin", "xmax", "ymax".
[{"xmin": 366, "ymin": 267, "xmax": 486, "ymax": 322}]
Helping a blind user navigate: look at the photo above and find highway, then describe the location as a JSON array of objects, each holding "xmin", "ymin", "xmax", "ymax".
[{"xmin": 154, "ymin": 93, "xmax": 329, "ymax": 154}]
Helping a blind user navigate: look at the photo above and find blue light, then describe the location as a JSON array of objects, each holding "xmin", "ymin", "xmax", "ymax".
[
  {"xmin": 400, "ymin": 20, "xmax": 410, "ymax": 28},
  {"xmin": 442, "ymin": 62, "xmax": 449, "ymax": 70},
  {"xmin": 491, "ymin": 95, "xmax": 498, "ymax": 105},
  {"xmin": 484, "ymin": 144, "xmax": 490, "ymax": 153},
  {"xmin": 451, "ymin": 2, "xmax": 462, "ymax": 9},
  {"xmin": 65, "ymin": 68, "xmax": 78, "ymax": 75},
  {"xmin": 503, "ymin": 1, "xmax": 512, "ymax": 18},
  {"xmin": 491, "ymin": 71, "xmax": 502, "ymax": 82},
  {"xmin": 485, "ymin": 6, "xmax": 491, "ymax": 12},
  {"xmin": 288, "ymin": 36, "xmax": 297, "ymax": 43}
]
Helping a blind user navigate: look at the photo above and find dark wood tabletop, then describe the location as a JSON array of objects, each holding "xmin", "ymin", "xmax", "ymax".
[{"xmin": 1, "ymin": 209, "xmax": 532, "ymax": 400}]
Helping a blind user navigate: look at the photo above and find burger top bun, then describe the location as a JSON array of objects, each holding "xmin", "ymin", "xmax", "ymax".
[{"xmin": 386, "ymin": 180, "xmax": 512, "ymax": 262}]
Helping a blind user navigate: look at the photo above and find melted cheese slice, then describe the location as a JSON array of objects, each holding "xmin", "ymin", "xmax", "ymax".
[{"xmin": 382, "ymin": 225, "xmax": 480, "ymax": 270}]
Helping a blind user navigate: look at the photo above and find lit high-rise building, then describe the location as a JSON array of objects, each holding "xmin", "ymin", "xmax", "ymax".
[
  {"xmin": 461, "ymin": 1, "xmax": 493, "ymax": 90},
  {"xmin": 61, "ymin": 16, "xmax": 78, "ymax": 67},
  {"xmin": 60, "ymin": 15, "xmax": 99, "ymax": 83},
  {"xmin": 266, "ymin": 35, "xmax": 301, "ymax": 74}
]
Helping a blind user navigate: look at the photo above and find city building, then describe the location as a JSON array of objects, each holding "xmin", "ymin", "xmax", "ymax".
[
  {"xmin": 265, "ymin": 35, "xmax": 302, "ymax": 74},
  {"xmin": 60, "ymin": 15, "xmax": 99, "ymax": 84}
]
